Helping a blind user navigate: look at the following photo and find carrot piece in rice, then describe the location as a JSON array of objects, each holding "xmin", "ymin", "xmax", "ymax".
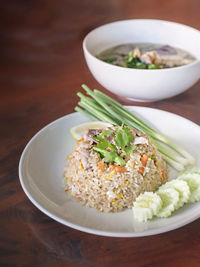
[
  {"xmin": 98, "ymin": 161, "xmax": 105, "ymax": 172},
  {"xmin": 141, "ymin": 154, "xmax": 148, "ymax": 166}
]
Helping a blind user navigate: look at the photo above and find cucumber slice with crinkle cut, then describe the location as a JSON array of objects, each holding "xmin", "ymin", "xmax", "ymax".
[
  {"xmin": 157, "ymin": 188, "xmax": 179, "ymax": 218},
  {"xmin": 178, "ymin": 173, "xmax": 200, "ymax": 203},
  {"xmin": 159, "ymin": 180, "xmax": 190, "ymax": 209},
  {"xmin": 132, "ymin": 167, "xmax": 200, "ymax": 222},
  {"xmin": 179, "ymin": 167, "xmax": 200, "ymax": 176},
  {"xmin": 132, "ymin": 192, "xmax": 162, "ymax": 222}
]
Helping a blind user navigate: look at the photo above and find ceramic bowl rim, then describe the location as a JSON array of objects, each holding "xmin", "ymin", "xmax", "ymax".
[{"xmin": 83, "ymin": 19, "xmax": 200, "ymax": 73}]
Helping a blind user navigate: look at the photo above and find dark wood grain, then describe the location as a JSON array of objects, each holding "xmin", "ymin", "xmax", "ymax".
[{"xmin": 0, "ymin": 0, "xmax": 200, "ymax": 266}]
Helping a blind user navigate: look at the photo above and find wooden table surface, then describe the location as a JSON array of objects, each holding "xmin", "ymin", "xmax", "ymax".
[{"xmin": 1, "ymin": 0, "xmax": 200, "ymax": 266}]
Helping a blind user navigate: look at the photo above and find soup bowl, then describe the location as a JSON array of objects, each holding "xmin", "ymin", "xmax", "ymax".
[{"xmin": 83, "ymin": 19, "xmax": 200, "ymax": 102}]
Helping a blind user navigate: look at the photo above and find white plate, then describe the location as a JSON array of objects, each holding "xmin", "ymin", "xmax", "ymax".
[{"xmin": 19, "ymin": 107, "xmax": 200, "ymax": 237}]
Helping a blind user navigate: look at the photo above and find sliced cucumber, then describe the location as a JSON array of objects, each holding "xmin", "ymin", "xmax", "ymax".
[
  {"xmin": 178, "ymin": 173, "xmax": 200, "ymax": 203},
  {"xmin": 159, "ymin": 180, "xmax": 190, "ymax": 209},
  {"xmin": 179, "ymin": 167, "xmax": 200, "ymax": 176},
  {"xmin": 132, "ymin": 207, "xmax": 153, "ymax": 223},
  {"xmin": 132, "ymin": 168, "xmax": 200, "ymax": 222},
  {"xmin": 157, "ymin": 188, "xmax": 179, "ymax": 218},
  {"xmin": 132, "ymin": 192, "xmax": 162, "ymax": 222}
]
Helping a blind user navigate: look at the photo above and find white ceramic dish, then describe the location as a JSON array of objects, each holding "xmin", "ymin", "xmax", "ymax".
[
  {"xmin": 19, "ymin": 107, "xmax": 200, "ymax": 237},
  {"xmin": 83, "ymin": 19, "xmax": 200, "ymax": 102}
]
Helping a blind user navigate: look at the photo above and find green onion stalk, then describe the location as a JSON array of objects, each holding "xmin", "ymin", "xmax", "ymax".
[{"xmin": 74, "ymin": 84, "xmax": 195, "ymax": 171}]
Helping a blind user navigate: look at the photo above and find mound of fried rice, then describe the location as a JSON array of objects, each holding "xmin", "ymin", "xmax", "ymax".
[{"xmin": 63, "ymin": 126, "xmax": 167, "ymax": 212}]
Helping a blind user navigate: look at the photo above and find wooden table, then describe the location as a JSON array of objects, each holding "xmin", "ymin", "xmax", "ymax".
[{"xmin": 1, "ymin": 0, "xmax": 200, "ymax": 266}]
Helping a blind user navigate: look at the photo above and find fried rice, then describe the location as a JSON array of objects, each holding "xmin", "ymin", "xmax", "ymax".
[{"xmin": 63, "ymin": 126, "xmax": 167, "ymax": 212}]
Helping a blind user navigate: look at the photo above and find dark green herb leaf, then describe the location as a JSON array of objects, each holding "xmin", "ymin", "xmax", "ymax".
[
  {"xmin": 151, "ymin": 154, "xmax": 156, "ymax": 159},
  {"xmin": 124, "ymin": 145, "xmax": 136, "ymax": 155},
  {"xmin": 104, "ymin": 151, "xmax": 118, "ymax": 163},
  {"xmin": 93, "ymin": 147, "xmax": 108, "ymax": 157},
  {"xmin": 99, "ymin": 129, "xmax": 114, "ymax": 137},
  {"xmin": 96, "ymin": 138, "xmax": 109, "ymax": 149},
  {"xmin": 103, "ymin": 57, "xmax": 116, "ymax": 63},
  {"xmin": 148, "ymin": 64, "xmax": 160, "ymax": 69},
  {"xmin": 124, "ymin": 127, "xmax": 134, "ymax": 143},
  {"xmin": 114, "ymin": 155, "xmax": 126, "ymax": 166},
  {"xmin": 123, "ymin": 51, "xmax": 146, "ymax": 69},
  {"xmin": 127, "ymin": 51, "xmax": 134, "ymax": 62},
  {"xmin": 135, "ymin": 62, "xmax": 147, "ymax": 69},
  {"xmin": 93, "ymin": 147, "xmax": 126, "ymax": 166},
  {"xmin": 93, "ymin": 147, "xmax": 118, "ymax": 163},
  {"xmin": 93, "ymin": 125, "xmax": 135, "ymax": 166},
  {"xmin": 97, "ymin": 138, "xmax": 116, "ymax": 151},
  {"xmin": 115, "ymin": 126, "xmax": 129, "ymax": 149}
]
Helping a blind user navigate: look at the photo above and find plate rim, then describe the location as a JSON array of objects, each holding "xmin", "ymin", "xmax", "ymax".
[{"xmin": 18, "ymin": 106, "xmax": 200, "ymax": 237}]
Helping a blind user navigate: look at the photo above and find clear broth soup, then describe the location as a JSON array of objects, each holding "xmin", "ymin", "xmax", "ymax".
[{"xmin": 97, "ymin": 43, "xmax": 196, "ymax": 69}]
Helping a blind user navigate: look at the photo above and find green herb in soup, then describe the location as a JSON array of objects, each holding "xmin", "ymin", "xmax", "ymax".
[{"xmin": 97, "ymin": 43, "xmax": 196, "ymax": 69}]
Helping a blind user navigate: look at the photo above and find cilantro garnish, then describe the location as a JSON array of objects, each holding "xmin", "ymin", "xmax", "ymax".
[
  {"xmin": 93, "ymin": 147, "xmax": 125, "ymax": 166},
  {"xmin": 93, "ymin": 125, "xmax": 135, "ymax": 166},
  {"xmin": 124, "ymin": 145, "xmax": 136, "ymax": 155},
  {"xmin": 115, "ymin": 125, "xmax": 134, "ymax": 149},
  {"xmin": 96, "ymin": 136, "xmax": 115, "ymax": 150},
  {"xmin": 115, "ymin": 126, "xmax": 129, "ymax": 149},
  {"xmin": 114, "ymin": 155, "xmax": 126, "ymax": 166},
  {"xmin": 99, "ymin": 129, "xmax": 114, "ymax": 137}
]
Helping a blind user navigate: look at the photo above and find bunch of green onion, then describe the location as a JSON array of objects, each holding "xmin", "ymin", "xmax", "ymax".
[{"xmin": 75, "ymin": 84, "xmax": 195, "ymax": 171}]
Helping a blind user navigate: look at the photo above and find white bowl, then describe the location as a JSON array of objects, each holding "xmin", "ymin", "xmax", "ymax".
[{"xmin": 83, "ymin": 19, "xmax": 200, "ymax": 102}]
